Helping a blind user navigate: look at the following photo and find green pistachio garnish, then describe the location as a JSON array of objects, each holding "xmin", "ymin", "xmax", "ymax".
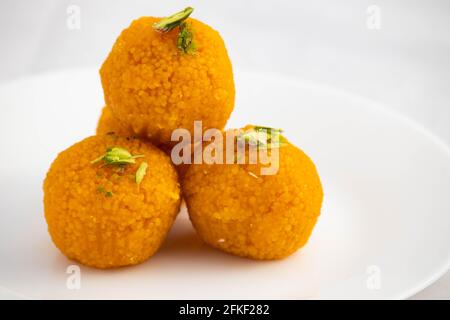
[
  {"xmin": 91, "ymin": 147, "xmax": 144, "ymax": 166},
  {"xmin": 105, "ymin": 191, "xmax": 114, "ymax": 198},
  {"xmin": 97, "ymin": 186, "xmax": 113, "ymax": 198},
  {"xmin": 153, "ymin": 7, "xmax": 197, "ymax": 54},
  {"xmin": 135, "ymin": 162, "xmax": 148, "ymax": 186},
  {"xmin": 177, "ymin": 22, "xmax": 196, "ymax": 54},
  {"xmin": 238, "ymin": 126, "xmax": 287, "ymax": 149},
  {"xmin": 153, "ymin": 7, "xmax": 194, "ymax": 33}
]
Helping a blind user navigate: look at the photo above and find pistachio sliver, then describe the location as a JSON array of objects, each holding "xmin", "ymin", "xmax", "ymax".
[
  {"xmin": 177, "ymin": 22, "xmax": 196, "ymax": 54},
  {"xmin": 238, "ymin": 125, "xmax": 287, "ymax": 149},
  {"xmin": 153, "ymin": 7, "xmax": 194, "ymax": 33},
  {"xmin": 91, "ymin": 147, "xmax": 144, "ymax": 166},
  {"xmin": 135, "ymin": 162, "xmax": 148, "ymax": 186}
]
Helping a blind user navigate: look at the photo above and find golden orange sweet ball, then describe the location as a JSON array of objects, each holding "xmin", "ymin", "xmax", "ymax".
[
  {"xmin": 182, "ymin": 127, "xmax": 324, "ymax": 260},
  {"xmin": 43, "ymin": 134, "xmax": 181, "ymax": 268},
  {"xmin": 100, "ymin": 9, "xmax": 235, "ymax": 146}
]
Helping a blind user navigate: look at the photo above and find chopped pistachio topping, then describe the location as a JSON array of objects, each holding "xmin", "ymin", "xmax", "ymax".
[
  {"xmin": 91, "ymin": 147, "xmax": 144, "ymax": 166},
  {"xmin": 97, "ymin": 186, "xmax": 113, "ymax": 198},
  {"xmin": 153, "ymin": 7, "xmax": 194, "ymax": 33},
  {"xmin": 177, "ymin": 22, "xmax": 196, "ymax": 54},
  {"xmin": 105, "ymin": 191, "xmax": 113, "ymax": 198},
  {"xmin": 135, "ymin": 162, "xmax": 148, "ymax": 186},
  {"xmin": 237, "ymin": 126, "xmax": 287, "ymax": 149}
]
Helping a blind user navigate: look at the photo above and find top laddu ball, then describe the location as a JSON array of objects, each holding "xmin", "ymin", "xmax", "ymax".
[{"xmin": 100, "ymin": 7, "xmax": 235, "ymax": 146}]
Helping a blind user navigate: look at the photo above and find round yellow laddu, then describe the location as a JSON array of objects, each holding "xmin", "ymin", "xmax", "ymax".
[
  {"xmin": 43, "ymin": 134, "xmax": 181, "ymax": 268},
  {"xmin": 100, "ymin": 16, "xmax": 235, "ymax": 146},
  {"xmin": 182, "ymin": 130, "xmax": 323, "ymax": 260}
]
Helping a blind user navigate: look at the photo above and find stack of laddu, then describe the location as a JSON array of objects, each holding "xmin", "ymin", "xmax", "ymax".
[{"xmin": 43, "ymin": 7, "xmax": 323, "ymax": 269}]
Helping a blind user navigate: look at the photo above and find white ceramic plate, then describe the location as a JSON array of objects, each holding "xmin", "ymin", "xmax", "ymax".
[{"xmin": 0, "ymin": 68, "xmax": 449, "ymax": 299}]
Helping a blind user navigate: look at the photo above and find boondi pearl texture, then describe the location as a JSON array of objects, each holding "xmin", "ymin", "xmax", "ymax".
[
  {"xmin": 182, "ymin": 130, "xmax": 323, "ymax": 260},
  {"xmin": 43, "ymin": 134, "xmax": 181, "ymax": 268},
  {"xmin": 100, "ymin": 16, "xmax": 235, "ymax": 146}
]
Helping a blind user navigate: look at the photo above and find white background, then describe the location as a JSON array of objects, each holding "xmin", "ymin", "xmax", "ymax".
[{"xmin": 0, "ymin": 0, "xmax": 448, "ymax": 299}]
